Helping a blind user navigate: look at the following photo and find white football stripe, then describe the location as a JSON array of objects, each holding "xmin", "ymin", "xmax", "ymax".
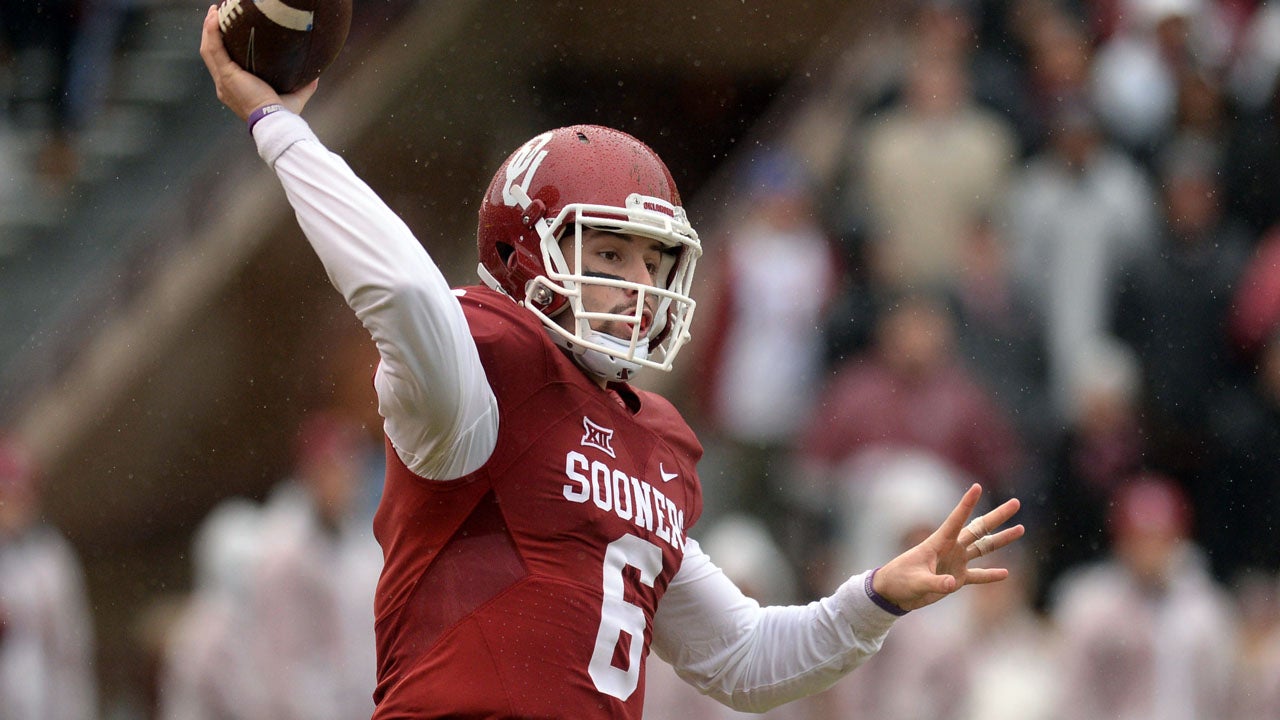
[{"xmin": 254, "ymin": 0, "xmax": 314, "ymax": 31}]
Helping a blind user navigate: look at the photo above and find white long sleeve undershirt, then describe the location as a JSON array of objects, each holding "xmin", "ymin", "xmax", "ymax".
[{"xmin": 252, "ymin": 109, "xmax": 899, "ymax": 711}]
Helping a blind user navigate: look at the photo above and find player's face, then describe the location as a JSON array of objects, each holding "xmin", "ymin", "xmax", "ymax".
[{"xmin": 559, "ymin": 229, "xmax": 665, "ymax": 340}]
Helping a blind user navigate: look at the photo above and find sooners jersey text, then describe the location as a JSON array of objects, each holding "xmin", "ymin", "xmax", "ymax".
[{"xmin": 562, "ymin": 450, "xmax": 687, "ymax": 551}]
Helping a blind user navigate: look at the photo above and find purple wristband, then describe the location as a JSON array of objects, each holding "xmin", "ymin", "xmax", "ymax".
[
  {"xmin": 247, "ymin": 103, "xmax": 286, "ymax": 135},
  {"xmin": 865, "ymin": 566, "xmax": 909, "ymax": 616}
]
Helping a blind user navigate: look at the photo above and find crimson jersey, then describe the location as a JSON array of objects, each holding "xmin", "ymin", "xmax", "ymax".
[{"xmin": 370, "ymin": 286, "xmax": 704, "ymax": 719}]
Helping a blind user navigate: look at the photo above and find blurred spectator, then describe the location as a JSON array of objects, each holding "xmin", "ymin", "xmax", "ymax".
[
  {"xmin": 0, "ymin": 0, "xmax": 133, "ymax": 182},
  {"xmin": 859, "ymin": 37, "xmax": 1018, "ymax": 292},
  {"xmin": 696, "ymin": 149, "xmax": 840, "ymax": 520},
  {"xmin": 1227, "ymin": 0, "xmax": 1280, "ymax": 114},
  {"xmin": 1089, "ymin": 0, "xmax": 1231, "ymax": 162},
  {"xmin": 1007, "ymin": 1, "xmax": 1097, "ymax": 155},
  {"xmin": 1228, "ymin": 223, "xmax": 1280, "ymax": 360},
  {"xmin": 1230, "ymin": 569, "xmax": 1280, "ymax": 720},
  {"xmin": 1037, "ymin": 336, "xmax": 1146, "ymax": 600},
  {"xmin": 0, "ymin": 435, "xmax": 98, "ymax": 720},
  {"xmin": 1225, "ymin": 1, "xmax": 1280, "ymax": 235},
  {"xmin": 250, "ymin": 411, "xmax": 383, "ymax": 720},
  {"xmin": 828, "ymin": 449, "xmax": 971, "ymax": 583},
  {"xmin": 156, "ymin": 498, "xmax": 268, "ymax": 720},
  {"xmin": 945, "ymin": 212, "xmax": 1054, "ymax": 457},
  {"xmin": 959, "ymin": 546, "xmax": 1059, "ymax": 720},
  {"xmin": 1207, "ymin": 328, "xmax": 1280, "ymax": 580},
  {"xmin": 817, "ymin": 249, "xmax": 881, "ymax": 367},
  {"xmin": 911, "ymin": 0, "xmax": 1038, "ymax": 156},
  {"xmin": 643, "ymin": 514, "xmax": 811, "ymax": 720},
  {"xmin": 1174, "ymin": 63, "xmax": 1229, "ymax": 144},
  {"xmin": 1005, "ymin": 100, "xmax": 1158, "ymax": 420},
  {"xmin": 1050, "ymin": 474, "xmax": 1237, "ymax": 720},
  {"xmin": 1112, "ymin": 133, "xmax": 1250, "ymax": 512},
  {"xmin": 818, "ymin": 457, "xmax": 969, "ymax": 720},
  {"xmin": 1225, "ymin": 63, "xmax": 1280, "ymax": 234},
  {"xmin": 1218, "ymin": 218, "xmax": 1280, "ymax": 572},
  {"xmin": 796, "ymin": 293, "xmax": 1025, "ymax": 499}
]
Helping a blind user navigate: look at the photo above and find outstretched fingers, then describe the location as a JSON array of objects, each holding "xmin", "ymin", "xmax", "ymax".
[
  {"xmin": 873, "ymin": 484, "xmax": 1026, "ymax": 612},
  {"xmin": 960, "ymin": 494, "xmax": 1021, "ymax": 546},
  {"xmin": 966, "ymin": 523, "xmax": 1025, "ymax": 562},
  {"xmin": 941, "ymin": 488, "xmax": 1025, "ymax": 575},
  {"xmin": 936, "ymin": 483, "xmax": 985, "ymax": 547},
  {"xmin": 980, "ymin": 497, "xmax": 1022, "ymax": 536},
  {"xmin": 962, "ymin": 566, "xmax": 1012, "ymax": 585}
]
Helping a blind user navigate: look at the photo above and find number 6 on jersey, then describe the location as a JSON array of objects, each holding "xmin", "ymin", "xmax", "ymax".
[{"xmin": 589, "ymin": 534, "xmax": 664, "ymax": 699}]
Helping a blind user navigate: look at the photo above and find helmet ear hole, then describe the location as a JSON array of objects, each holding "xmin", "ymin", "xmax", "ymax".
[{"xmin": 496, "ymin": 242, "xmax": 517, "ymax": 267}]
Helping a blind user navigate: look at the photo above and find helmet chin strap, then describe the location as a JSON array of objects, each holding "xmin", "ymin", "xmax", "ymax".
[
  {"xmin": 549, "ymin": 269, "xmax": 650, "ymax": 382},
  {"xmin": 579, "ymin": 331, "xmax": 648, "ymax": 381},
  {"xmin": 550, "ymin": 328, "xmax": 647, "ymax": 382}
]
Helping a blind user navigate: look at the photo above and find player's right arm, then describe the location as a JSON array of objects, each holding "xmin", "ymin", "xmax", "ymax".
[{"xmin": 198, "ymin": 6, "xmax": 498, "ymax": 480}]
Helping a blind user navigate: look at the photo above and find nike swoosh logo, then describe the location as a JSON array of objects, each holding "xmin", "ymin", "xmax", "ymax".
[{"xmin": 659, "ymin": 463, "xmax": 678, "ymax": 483}]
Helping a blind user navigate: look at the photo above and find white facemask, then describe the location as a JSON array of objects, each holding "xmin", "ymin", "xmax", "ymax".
[{"xmin": 507, "ymin": 196, "xmax": 700, "ymax": 381}]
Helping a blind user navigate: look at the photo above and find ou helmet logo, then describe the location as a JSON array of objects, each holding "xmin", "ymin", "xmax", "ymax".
[{"xmin": 502, "ymin": 131, "xmax": 553, "ymax": 211}]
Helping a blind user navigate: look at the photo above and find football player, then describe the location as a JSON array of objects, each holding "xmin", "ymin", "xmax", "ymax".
[{"xmin": 199, "ymin": 7, "xmax": 1024, "ymax": 718}]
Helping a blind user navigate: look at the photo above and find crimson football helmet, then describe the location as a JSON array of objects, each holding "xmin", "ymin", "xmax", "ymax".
[{"xmin": 477, "ymin": 125, "xmax": 701, "ymax": 381}]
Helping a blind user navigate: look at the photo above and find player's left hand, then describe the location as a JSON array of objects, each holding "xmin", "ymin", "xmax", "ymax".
[
  {"xmin": 872, "ymin": 483, "xmax": 1023, "ymax": 613},
  {"xmin": 198, "ymin": 5, "xmax": 316, "ymax": 120}
]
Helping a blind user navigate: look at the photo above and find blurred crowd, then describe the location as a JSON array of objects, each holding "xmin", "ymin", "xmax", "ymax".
[
  {"xmin": 0, "ymin": 409, "xmax": 384, "ymax": 720},
  {"xmin": 0, "ymin": 0, "xmax": 136, "ymax": 187},
  {"xmin": 152, "ymin": 412, "xmax": 383, "ymax": 720},
  {"xmin": 6, "ymin": 0, "xmax": 1280, "ymax": 718},
  {"xmin": 685, "ymin": 0, "xmax": 1280, "ymax": 717}
]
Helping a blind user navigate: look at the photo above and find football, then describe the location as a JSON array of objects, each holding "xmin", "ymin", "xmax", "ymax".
[{"xmin": 217, "ymin": 0, "xmax": 352, "ymax": 94}]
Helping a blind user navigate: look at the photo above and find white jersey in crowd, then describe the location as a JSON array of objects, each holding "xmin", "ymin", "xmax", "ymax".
[
  {"xmin": 0, "ymin": 524, "xmax": 97, "ymax": 720},
  {"xmin": 251, "ymin": 480, "xmax": 382, "ymax": 720},
  {"xmin": 1051, "ymin": 543, "xmax": 1238, "ymax": 720}
]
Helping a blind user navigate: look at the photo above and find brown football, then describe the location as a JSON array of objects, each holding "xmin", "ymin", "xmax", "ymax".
[{"xmin": 217, "ymin": 0, "xmax": 352, "ymax": 94}]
